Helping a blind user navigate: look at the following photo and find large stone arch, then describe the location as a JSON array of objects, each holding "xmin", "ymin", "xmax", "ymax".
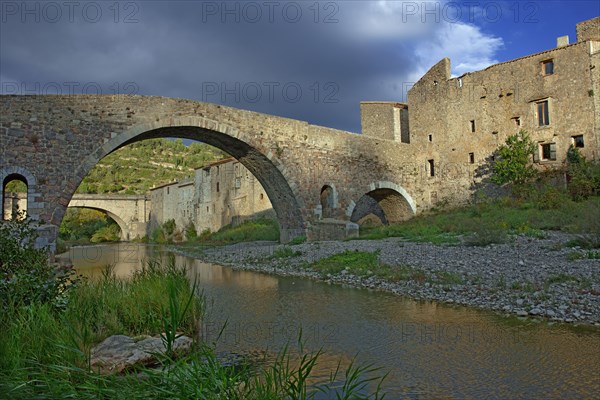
[
  {"xmin": 67, "ymin": 206, "xmax": 127, "ymax": 241},
  {"xmin": 68, "ymin": 117, "xmax": 305, "ymax": 243},
  {"xmin": 348, "ymin": 181, "xmax": 416, "ymax": 226}
]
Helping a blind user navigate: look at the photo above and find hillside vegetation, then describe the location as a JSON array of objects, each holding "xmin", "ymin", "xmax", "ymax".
[{"xmin": 77, "ymin": 139, "xmax": 227, "ymax": 194}]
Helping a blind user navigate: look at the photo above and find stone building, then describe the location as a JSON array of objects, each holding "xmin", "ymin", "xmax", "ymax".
[
  {"xmin": 360, "ymin": 16, "xmax": 600, "ymax": 206},
  {"xmin": 149, "ymin": 158, "xmax": 274, "ymax": 236}
]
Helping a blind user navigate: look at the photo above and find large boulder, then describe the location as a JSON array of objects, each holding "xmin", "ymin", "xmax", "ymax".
[{"xmin": 90, "ymin": 334, "xmax": 193, "ymax": 374}]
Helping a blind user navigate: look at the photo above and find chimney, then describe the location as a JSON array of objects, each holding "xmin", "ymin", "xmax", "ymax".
[{"xmin": 557, "ymin": 35, "xmax": 569, "ymax": 47}]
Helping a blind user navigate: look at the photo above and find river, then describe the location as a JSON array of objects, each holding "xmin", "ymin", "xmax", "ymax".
[{"xmin": 67, "ymin": 243, "xmax": 600, "ymax": 399}]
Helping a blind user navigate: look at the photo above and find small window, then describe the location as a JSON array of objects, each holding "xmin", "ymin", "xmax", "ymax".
[
  {"xmin": 572, "ymin": 135, "xmax": 584, "ymax": 148},
  {"xmin": 512, "ymin": 117, "xmax": 521, "ymax": 127},
  {"xmin": 537, "ymin": 143, "xmax": 557, "ymax": 161},
  {"xmin": 541, "ymin": 59, "xmax": 554, "ymax": 76},
  {"xmin": 167, "ymin": 187, "xmax": 169, "ymax": 194},
  {"xmin": 216, "ymin": 182, "xmax": 220, "ymax": 192},
  {"xmin": 470, "ymin": 120, "xmax": 476, "ymax": 133},
  {"xmin": 428, "ymin": 134, "xmax": 433, "ymax": 142},
  {"xmin": 260, "ymin": 193, "xmax": 264, "ymax": 200},
  {"xmin": 537, "ymin": 100, "xmax": 550, "ymax": 126},
  {"xmin": 206, "ymin": 206, "xmax": 209, "ymax": 213},
  {"xmin": 427, "ymin": 159, "xmax": 435, "ymax": 177},
  {"xmin": 469, "ymin": 153, "xmax": 475, "ymax": 164}
]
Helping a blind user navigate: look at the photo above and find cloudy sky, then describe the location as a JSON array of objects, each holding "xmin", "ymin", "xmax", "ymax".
[{"xmin": 1, "ymin": 1, "xmax": 598, "ymax": 132}]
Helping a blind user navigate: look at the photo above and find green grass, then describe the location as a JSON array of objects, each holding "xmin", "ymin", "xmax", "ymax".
[
  {"xmin": 271, "ymin": 246, "xmax": 302, "ymax": 259},
  {"xmin": 0, "ymin": 257, "xmax": 203, "ymax": 378},
  {"xmin": 309, "ymin": 250, "xmax": 455, "ymax": 285},
  {"xmin": 358, "ymin": 195, "xmax": 600, "ymax": 244},
  {"xmin": 0, "ymin": 259, "xmax": 387, "ymax": 399},
  {"xmin": 198, "ymin": 218, "xmax": 280, "ymax": 244}
]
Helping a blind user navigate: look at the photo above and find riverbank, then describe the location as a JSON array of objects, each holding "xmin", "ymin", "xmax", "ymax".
[{"xmin": 172, "ymin": 231, "xmax": 600, "ymax": 327}]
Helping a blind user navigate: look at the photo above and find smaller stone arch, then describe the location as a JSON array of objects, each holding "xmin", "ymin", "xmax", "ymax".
[
  {"xmin": 67, "ymin": 206, "xmax": 126, "ymax": 241},
  {"xmin": 348, "ymin": 181, "xmax": 416, "ymax": 226},
  {"xmin": 0, "ymin": 166, "xmax": 39, "ymax": 221},
  {"xmin": 319, "ymin": 184, "xmax": 338, "ymax": 219}
]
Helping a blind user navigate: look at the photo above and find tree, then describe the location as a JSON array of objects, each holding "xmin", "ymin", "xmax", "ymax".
[
  {"xmin": 566, "ymin": 146, "xmax": 600, "ymax": 200},
  {"xmin": 491, "ymin": 130, "xmax": 537, "ymax": 186}
]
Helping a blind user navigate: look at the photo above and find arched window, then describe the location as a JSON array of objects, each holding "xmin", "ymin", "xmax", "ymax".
[{"xmin": 3, "ymin": 174, "xmax": 28, "ymax": 220}]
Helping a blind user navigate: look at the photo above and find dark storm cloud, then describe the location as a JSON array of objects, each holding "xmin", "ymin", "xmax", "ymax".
[{"xmin": 0, "ymin": 1, "xmax": 437, "ymax": 131}]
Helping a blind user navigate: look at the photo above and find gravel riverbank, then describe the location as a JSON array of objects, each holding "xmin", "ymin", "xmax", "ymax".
[{"xmin": 172, "ymin": 232, "xmax": 600, "ymax": 326}]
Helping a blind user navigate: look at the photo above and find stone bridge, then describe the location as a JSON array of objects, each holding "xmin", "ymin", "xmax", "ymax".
[
  {"xmin": 0, "ymin": 95, "xmax": 455, "ymax": 251},
  {"xmin": 68, "ymin": 194, "xmax": 150, "ymax": 241}
]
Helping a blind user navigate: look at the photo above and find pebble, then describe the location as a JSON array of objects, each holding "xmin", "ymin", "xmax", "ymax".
[{"xmin": 173, "ymin": 231, "xmax": 600, "ymax": 327}]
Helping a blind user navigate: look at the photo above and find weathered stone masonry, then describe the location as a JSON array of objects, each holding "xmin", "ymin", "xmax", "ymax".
[
  {"xmin": 1, "ymin": 17, "xmax": 598, "ymax": 250},
  {"xmin": 149, "ymin": 157, "xmax": 274, "ymax": 236}
]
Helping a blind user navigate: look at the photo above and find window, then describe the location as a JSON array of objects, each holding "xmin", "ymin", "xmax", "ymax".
[
  {"xmin": 470, "ymin": 120, "xmax": 476, "ymax": 132},
  {"xmin": 427, "ymin": 159, "xmax": 435, "ymax": 177},
  {"xmin": 537, "ymin": 100, "xmax": 550, "ymax": 126},
  {"xmin": 260, "ymin": 193, "xmax": 264, "ymax": 200},
  {"xmin": 469, "ymin": 153, "xmax": 475, "ymax": 164},
  {"xmin": 216, "ymin": 182, "xmax": 220, "ymax": 192},
  {"xmin": 572, "ymin": 135, "xmax": 584, "ymax": 148},
  {"xmin": 536, "ymin": 142, "xmax": 556, "ymax": 162},
  {"xmin": 2, "ymin": 175, "xmax": 28, "ymax": 221},
  {"xmin": 541, "ymin": 59, "xmax": 554, "ymax": 76},
  {"xmin": 428, "ymin": 134, "xmax": 433, "ymax": 142},
  {"xmin": 512, "ymin": 117, "xmax": 521, "ymax": 127}
]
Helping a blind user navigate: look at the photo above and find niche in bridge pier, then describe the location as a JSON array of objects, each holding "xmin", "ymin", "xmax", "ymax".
[
  {"xmin": 320, "ymin": 184, "xmax": 337, "ymax": 218},
  {"xmin": 2, "ymin": 173, "xmax": 29, "ymax": 221}
]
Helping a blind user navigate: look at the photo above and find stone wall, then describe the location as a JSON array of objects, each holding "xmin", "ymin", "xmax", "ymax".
[
  {"xmin": 577, "ymin": 17, "xmax": 600, "ymax": 42},
  {"xmin": 150, "ymin": 158, "xmax": 274, "ymax": 237},
  {"xmin": 404, "ymin": 37, "xmax": 599, "ymax": 207}
]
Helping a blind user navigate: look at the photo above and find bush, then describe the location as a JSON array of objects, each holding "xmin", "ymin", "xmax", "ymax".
[
  {"xmin": 185, "ymin": 222, "xmax": 198, "ymax": 241},
  {"xmin": 492, "ymin": 130, "xmax": 537, "ymax": 187},
  {"xmin": 163, "ymin": 219, "xmax": 176, "ymax": 236},
  {"xmin": 566, "ymin": 146, "xmax": 600, "ymax": 200},
  {"xmin": 90, "ymin": 224, "xmax": 121, "ymax": 243},
  {"xmin": 0, "ymin": 217, "xmax": 78, "ymax": 312}
]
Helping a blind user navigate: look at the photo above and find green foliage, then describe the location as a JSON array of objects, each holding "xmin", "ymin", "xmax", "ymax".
[
  {"xmin": 0, "ymin": 217, "xmax": 77, "ymax": 312},
  {"xmin": 566, "ymin": 146, "xmax": 600, "ymax": 200},
  {"xmin": 77, "ymin": 138, "xmax": 228, "ymax": 195},
  {"xmin": 149, "ymin": 220, "xmax": 181, "ymax": 244},
  {"xmin": 90, "ymin": 224, "xmax": 121, "ymax": 243},
  {"xmin": 160, "ymin": 276, "xmax": 199, "ymax": 358},
  {"xmin": 271, "ymin": 246, "xmax": 302, "ymax": 259},
  {"xmin": 185, "ymin": 222, "xmax": 198, "ymax": 241},
  {"xmin": 150, "ymin": 226, "xmax": 167, "ymax": 244},
  {"xmin": 163, "ymin": 219, "xmax": 176, "ymax": 236},
  {"xmin": 359, "ymin": 195, "xmax": 600, "ymax": 243},
  {"xmin": 0, "ymin": 257, "xmax": 387, "ymax": 399},
  {"xmin": 491, "ymin": 130, "xmax": 537, "ymax": 186},
  {"xmin": 288, "ymin": 235, "xmax": 307, "ymax": 245},
  {"xmin": 204, "ymin": 218, "xmax": 280, "ymax": 244},
  {"xmin": 4, "ymin": 180, "xmax": 27, "ymax": 192},
  {"xmin": 312, "ymin": 250, "xmax": 380, "ymax": 276},
  {"xmin": 59, "ymin": 208, "xmax": 121, "ymax": 243},
  {"xmin": 309, "ymin": 250, "xmax": 438, "ymax": 285}
]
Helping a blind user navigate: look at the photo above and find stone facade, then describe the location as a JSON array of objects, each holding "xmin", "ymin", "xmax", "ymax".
[
  {"xmin": 1, "ymin": 17, "xmax": 598, "ymax": 248},
  {"xmin": 149, "ymin": 158, "xmax": 274, "ymax": 236},
  {"xmin": 360, "ymin": 16, "xmax": 600, "ymax": 207}
]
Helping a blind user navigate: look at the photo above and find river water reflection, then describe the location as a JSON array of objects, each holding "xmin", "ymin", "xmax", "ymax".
[{"xmin": 68, "ymin": 243, "xmax": 600, "ymax": 399}]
